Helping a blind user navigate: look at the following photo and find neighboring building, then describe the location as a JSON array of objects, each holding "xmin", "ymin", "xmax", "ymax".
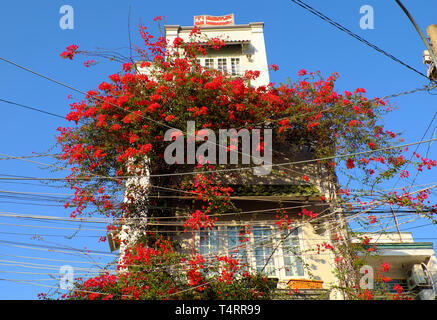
[{"xmin": 355, "ymin": 232, "xmax": 437, "ymax": 300}]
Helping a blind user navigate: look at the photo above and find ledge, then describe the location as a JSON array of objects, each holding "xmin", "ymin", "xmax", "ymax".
[
  {"xmin": 364, "ymin": 242, "xmax": 434, "ymax": 250},
  {"xmin": 274, "ymin": 288, "xmax": 330, "ymax": 300}
]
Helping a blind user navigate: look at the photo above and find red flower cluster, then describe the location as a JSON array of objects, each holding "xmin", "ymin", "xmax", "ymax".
[{"xmin": 60, "ymin": 44, "xmax": 79, "ymax": 60}]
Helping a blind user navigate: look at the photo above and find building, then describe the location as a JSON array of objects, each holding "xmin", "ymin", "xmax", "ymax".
[
  {"xmin": 109, "ymin": 14, "xmax": 437, "ymax": 300},
  {"xmin": 158, "ymin": 14, "xmax": 340, "ymax": 299},
  {"xmin": 356, "ymin": 232, "xmax": 437, "ymax": 300}
]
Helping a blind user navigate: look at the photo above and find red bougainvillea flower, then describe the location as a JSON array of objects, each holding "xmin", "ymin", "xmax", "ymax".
[
  {"xmin": 60, "ymin": 44, "xmax": 79, "ymax": 60},
  {"xmin": 269, "ymin": 64, "xmax": 279, "ymax": 71},
  {"xmin": 381, "ymin": 262, "xmax": 390, "ymax": 272},
  {"xmin": 393, "ymin": 284, "xmax": 403, "ymax": 294},
  {"xmin": 122, "ymin": 63, "xmax": 133, "ymax": 72},
  {"xmin": 368, "ymin": 142, "xmax": 377, "ymax": 150},
  {"xmin": 298, "ymin": 69, "xmax": 307, "ymax": 76},
  {"xmin": 83, "ymin": 60, "xmax": 96, "ymax": 68}
]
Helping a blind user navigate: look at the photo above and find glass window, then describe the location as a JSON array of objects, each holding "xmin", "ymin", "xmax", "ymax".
[
  {"xmin": 199, "ymin": 227, "xmax": 219, "ymax": 256},
  {"xmin": 253, "ymin": 226, "xmax": 275, "ymax": 276},
  {"xmin": 231, "ymin": 58, "xmax": 241, "ymax": 76},
  {"xmin": 217, "ymin": 58, "xmax": 228, "ymax": 73},
  {"xmin": 282, "ymin": 229, "xmax": 304, "ymax": 277},
  {"xmin": 227, "ymin": 226, "xmax": 248, "ymax": 267},
  {"xmin": 198, "ymin": 225, "xmax": 303, "ymax": 279},
  {"xmin": 375, "ymin": 279, "xmax": 408, "ymax": 293},
  {"xmin": 204, "ymin": 58, "xmax": 214, "ymax": 70}
]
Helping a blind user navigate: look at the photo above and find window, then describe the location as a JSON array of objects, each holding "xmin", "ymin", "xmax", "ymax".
[
  {"xmin": 197, "ymin": 225, "xmax": 305, "ymax": 279},
  {"xmin": 375, "ymin": 279, "xmax": 408, "ymax": 293},
  {"xmin": 231, "ymin": 58, "xmax": 241, "ymax": 76},
  {"xmin": 217, "ymin": 58, "xmax": 228, "ymax": 73},
  {"xmin": 192, "ymin": 59, "xmax": 201, "ymax": 72},
  {"xmin": 253, "ymin": 226, "xmax": 276, "ymax": 276},
  {"xmin": 204, "ymin": 58, "xmax": 214, "ymax": 70},
  {"xmin": 200, "ymin": 57, "xmax": 242, "ymax": 77},
  {"xmin": 199, "ymin": 227, "xmax": 219, "ymax": 256},
  {"xmin": 282, "ymin": 229, "xmax": 305, "ymax": 277},
  {"xmin": 226, "ymin": 226, "xmax": 248, "ymax": 265}
]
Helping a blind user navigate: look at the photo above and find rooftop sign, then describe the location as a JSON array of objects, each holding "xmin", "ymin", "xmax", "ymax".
[{"xmin": 194, "ymin": 14, "xmax": 234, "ymax": 26}]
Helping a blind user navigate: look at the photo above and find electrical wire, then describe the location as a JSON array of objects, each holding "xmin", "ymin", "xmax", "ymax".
[
  {"xmin": 0, "ymin": 98, "xmax": 70, "ymax": 121},
  {"xmin": 290, "ymin": 0, "xmax": 430, "ymax": 80},
  {"xmin": 1, "ymin": 136, "xmax": 435, "ymax": 181}
]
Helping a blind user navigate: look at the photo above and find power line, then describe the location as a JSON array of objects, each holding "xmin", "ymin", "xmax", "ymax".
[
  {"xmin": 0, "ymin": 231, "xmax": 99, "ymax": 238},
  {"xmin": 0, "ymin": 278, "xmax": 133, "ymax": 298},
  {"xmin": 0, "ymin": 259, "xmax": 107, "ymax": 273},
  {"xmin": 0, "ymin": 222, "xmax": 106, "ymax": 232},
  {"xmin": 0, "ymin": 270, "xmax": 113, "ymax": 276},
  {"xmin": 0, "ymin": 201, "xmax": 428, "ymax": 296},
  {"xmin": 290, "ymin": 0, "xmax": 430, "ymax": 80},
  {"xmin": 0, "ymin": 197, "xmax": 379, "ymax": 226},
  {"xmin": 0, "ymin": 238, "xmax": 115, "ymax": 256},
  {"xmin": 394, "ymin": 0, "xmax": 437, "ymax": 69},
  {"xmin": 0, "ymin": 98, "xmax": 69, "ymax": 121},
  {"xmin": 0, "ymin": 154, "xmax": 60, "ymax": 161},
  {"xmin": 0, "ymin": 136, "xmax": 436, "ymax": 180},
  {"xmin": 0, "ymin": 206, "xmax": 430, "ymax": 298}
]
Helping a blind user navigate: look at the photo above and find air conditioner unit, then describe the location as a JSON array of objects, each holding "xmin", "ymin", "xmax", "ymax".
[
  {"xmin": 407, "ymin": 264, "xmax": 431, "ymax": 292},
  {"xmin": 417, "ymin": 289, "xmax": 436, "ymax": 300}
]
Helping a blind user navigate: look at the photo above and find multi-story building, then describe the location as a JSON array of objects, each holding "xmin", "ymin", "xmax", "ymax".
[
  {"xmin": 157, "ymin": 14, "xmax": 340, "ymax": 299},
  {"xmin": 109, "ymin": 14, "xmax": 437, "ymax": 300}
]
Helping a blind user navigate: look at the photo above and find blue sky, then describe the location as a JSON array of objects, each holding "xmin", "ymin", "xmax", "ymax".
[{"xmin": 0, "ymin": 0, "xmax": 436, "ymax": 299}]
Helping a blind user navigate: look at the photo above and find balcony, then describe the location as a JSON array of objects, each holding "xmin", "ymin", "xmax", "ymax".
[{"xmin": 357, "ymin": 235, "xmax": 437, "ymax": 300}]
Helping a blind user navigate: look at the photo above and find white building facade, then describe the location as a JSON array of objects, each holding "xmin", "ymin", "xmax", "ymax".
[{"xmin": 164, "ymin": 14, "xmax": 270, "ymax": 87}]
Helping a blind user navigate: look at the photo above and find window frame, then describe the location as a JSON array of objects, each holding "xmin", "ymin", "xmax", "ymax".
[
  {"xmin": 195, "ymin": 223, "xmax": 307, "ymax": 280},
  {"xmin": 230, "ymin": 57, "xmax": 241, "ymax": 76},
  {"xmin": 199, "ymin": 57, "xmax": 243, "ymax": 77}
]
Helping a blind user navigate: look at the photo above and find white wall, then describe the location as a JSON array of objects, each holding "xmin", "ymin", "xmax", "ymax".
[{"xmin": 165, "ymin": 22, "xmax": 270, "ymax": 87}]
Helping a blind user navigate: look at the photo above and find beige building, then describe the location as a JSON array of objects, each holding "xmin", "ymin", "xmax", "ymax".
[
  {"xmin": 160, "ymin": 14, "xmax": 339, "ymax": 299},
  {"xmin": 111, "ymin": 14, "xmax": 437, "ymax": 300},
  {"xmin": 355, "ymin": 232, "xmax": 437, "ymax": 300}
]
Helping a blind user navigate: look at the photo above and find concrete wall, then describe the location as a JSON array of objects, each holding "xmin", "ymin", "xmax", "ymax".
[{"xmin": 353, "ymin": 232, "xmax": 414, "ymax": 243}]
